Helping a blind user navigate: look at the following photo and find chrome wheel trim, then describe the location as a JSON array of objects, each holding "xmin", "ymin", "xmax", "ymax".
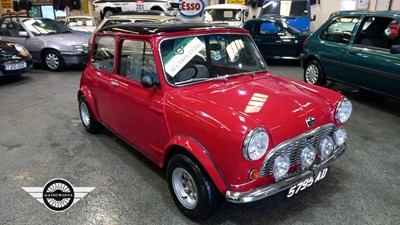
[
  {"xmin": 172, "ymin": 168, "xmax": 198, "ymax": 209},
  {"xmin": 305, "ymin": 64, "xmax": 319, "ymax": 84},
  {"xmin": 46, "ymin": 52, "xmax": 60, "ymax": 70},
  {"xmin": 80, "ymin": 102, "xmax": 90, "ymax": 127}
]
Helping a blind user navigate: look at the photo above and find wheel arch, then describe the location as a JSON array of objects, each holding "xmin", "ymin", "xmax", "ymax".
[
  {"xmin": 150, "ymin": 6, "xmax": 164, "ymax": 11},
  {"xmin": 163, "ymin": 136, "xmax": 229, "ymax": 195},
  {"xmin": 302, "ymin": 55, "xmax": 321, "ymax": 69},
  {"xmin": 40, "ymin": 48, "xmax": 61, "ymax": 61},
  {"xmin": 78, "ymin": 86, "xmax": 101, "ymax": 122}
]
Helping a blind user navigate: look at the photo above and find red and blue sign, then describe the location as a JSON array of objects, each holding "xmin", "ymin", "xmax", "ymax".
[{"xmin": 179, "ymin": 0, "xmax": 205, "ymax": 18}]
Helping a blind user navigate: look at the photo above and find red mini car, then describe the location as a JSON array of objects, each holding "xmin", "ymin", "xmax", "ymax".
[{"xmin": 78, "ymin": 23, "xmax": 352, "ymax": 220}]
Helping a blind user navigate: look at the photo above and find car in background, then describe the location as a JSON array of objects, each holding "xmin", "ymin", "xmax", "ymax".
[
  {"xmin": 301, "ymin": 11, "xmax": 400, "ymax": 99},
  {"xmin": 0, "ymin": 40, "xmax": 33, "ymax": 77},
  {"xmin": 78, "ymin": 22, "xmax": 352, "ymax": 220},
  {"xmin": 93, "ymin": 0, "xmax": 181, "ymax": 19},
  {"xmin": 202, "ymin": 4, "xmax": 249, "ymax": 27},
  {"xmin": 65, "ymin": 16, "xmax": 99, "ymax": 33},
  {"xmin": 0, "ymin": 13, "xmax": 89, "ymax": 71},
  {"xmin": 88, "ymin": 12, "xmax": 181, "ymax": 49},
  {"xmin": 244, "ymin": 16, "xmax": 310, "ymax": 60}
]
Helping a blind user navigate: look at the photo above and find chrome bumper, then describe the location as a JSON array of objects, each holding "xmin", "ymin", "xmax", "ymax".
[{"xmin": 226, "ymin": 144, "xmax": 347, "ymax": 203}]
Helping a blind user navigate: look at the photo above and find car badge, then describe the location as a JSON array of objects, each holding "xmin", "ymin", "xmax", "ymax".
[{"xmin": 306, "ymin": 117, "xmax": 316, "ymax": 127}]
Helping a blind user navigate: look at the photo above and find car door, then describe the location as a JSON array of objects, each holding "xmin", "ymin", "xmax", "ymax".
[
  {"xmin": 251, "ymin": 21, "xmax": 301, "ymax": 59},
  {"xmin": 111, "ymin": 38, "xmax": 166, "ymax": 160},
  {"xmin": 317, "ymin": 16, "xmax": 361, "ymax": 80},
  {"xmin": 345, "ymin": 16, "xmax": 400, "ymax": 97},
  {"xmin": 89, "ymin": 35, "xmax": 117, "ymax": 126}
]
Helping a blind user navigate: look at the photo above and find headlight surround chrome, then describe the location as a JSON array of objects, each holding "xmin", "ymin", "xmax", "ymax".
[
  {"xmin": 242, "ymin": 127, "xmax": 269, "ymax": 161},
  {"xmin": 73, "ymin": 45, "xmax": 87, "ymax": 53},
  {"xmin": 335, "ymin": 98, "xmax": 352, "ymax": 124},
  {"xmin": 319, "ymin": 136, "xmax": 334, "ymax": 159},
  {"xmin": 273, "ymin": 154, "xmax": 290, "ymax": 180},
  {"xmin": 300, "ymin": 146, "xmax": 316, "ymax": 169},
  {"xmin": 333, "ymin": 127, "xmax": 347, "ymax": 146}
]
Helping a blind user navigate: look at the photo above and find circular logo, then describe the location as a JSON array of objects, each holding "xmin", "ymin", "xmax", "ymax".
[
  {"xmin": 179, "ymin": 0, "xmax": 205, "ymax": 18},
  {"xmin": 42, "ymin": 179, "xmax": 75, "ymax": 212}
]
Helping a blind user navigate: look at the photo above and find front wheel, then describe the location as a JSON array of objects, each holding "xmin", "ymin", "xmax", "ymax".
[
  {"xmin": 304, "ymin": 60, "xmax": 326, "ymax": 86},
  {"xmin": 44, "ymin": 50, "xmax": 65, "ymax": 71},
  {"xmin": 167, "ymin": 154, "xmax": 220, "ymax": 220}
]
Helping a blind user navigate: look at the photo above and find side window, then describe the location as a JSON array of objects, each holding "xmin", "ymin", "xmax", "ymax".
[
  {"xmin": 320, "ymin": 17, "xmax": 359, "ymax": 44},
  {"xmin": 118, "ymin": 40, "xmax": 157, "ymax": 83},
  {"xmin": 259, "ymin": 22, "xmax": 278, "ymax": 34},
  {"xmin": 355, "ymin": 17, "xmax": 399, "ymax": 49},
  {"xmin": 91, "ymin": 36, "xmax": 116, "ymax": 73}
]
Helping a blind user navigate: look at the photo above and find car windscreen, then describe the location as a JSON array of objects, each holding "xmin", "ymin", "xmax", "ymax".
[
  {"xmin": 23, "ymin": 18, "xmax": 71, "ymax": 36},
  {"xmin": 160, "ymin": 34, "xmax": 268, "ymax": 86},
  {"xmin": 203, "ymin": 9, "xmax": 242, "ymax": 22}
]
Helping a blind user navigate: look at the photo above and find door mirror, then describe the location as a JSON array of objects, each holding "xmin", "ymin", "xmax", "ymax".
[
  {"xmin": 141, "ymin": 74, "xmax": 155, "ymax": 88},
  {"xmin": 18, "ymin": 31, "xmax": 28, "ymax": 37},
  {"xmin": 390, "ymin": 45, "xmax": 400, "ymax": 54}
]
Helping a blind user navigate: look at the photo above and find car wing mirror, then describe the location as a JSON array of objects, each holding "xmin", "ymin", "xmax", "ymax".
[
  {"xmin": 390, "ymin": 45, "xmax": 400, "ymax": 54},
  {"xmin": 141, "ymin": 74, "xmax": 155, "ymax": 88},
  {"xmin": 18, "ymin": 31, "xmax": 28, "ymax": 37}
]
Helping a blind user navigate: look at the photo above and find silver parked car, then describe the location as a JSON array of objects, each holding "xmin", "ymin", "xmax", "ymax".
[{"xmin": 0, "ymin": 16, "xmax": 89, "ymax": 71}]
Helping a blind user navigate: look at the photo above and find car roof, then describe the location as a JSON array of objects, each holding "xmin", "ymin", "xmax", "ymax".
[
  {"xmin": 66, "ymin": 16, "xmax": 96, "ymax": 19},
  {"xmin": 99, "ymin": 22, "xmax": 244, "ymax": 35},
  {"xmin": 113, "ymin": 10, "xmax": 174, "ymax": 16},
  {"xmin": 329, "ymin": 10, "xmax": 400, "ymax": 18},
  {"xmin": 204, "ymin": 4, "xmax": 249, "ymax": 10},
  {"xmin": 105, "ymin": 14, "xmax": 177, "ymax": 21}
]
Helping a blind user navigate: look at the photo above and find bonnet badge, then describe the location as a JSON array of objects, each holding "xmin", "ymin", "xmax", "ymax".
[{"xmin": 306, "ymin": 117, "xmax": 316, "ymax": 127}]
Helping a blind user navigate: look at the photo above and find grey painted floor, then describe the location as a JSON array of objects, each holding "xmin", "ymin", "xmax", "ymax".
[{"xmin": 0, "ymin": 63, "xmax": 399, "ymax": 225}]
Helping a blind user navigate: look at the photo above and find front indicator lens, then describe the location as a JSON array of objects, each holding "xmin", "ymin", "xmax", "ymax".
[
  {"xmin": 273, "ymin": 154, "xmax": 290, "ymax": 180},
  {"xmin": 300, "ymin": 146, "xmax": 316, "ymax": 169},
  {"xmin": 319, "ymin": 136, "xmax": 334, "ymax": 159},
  {"xmin": 333, "ymin": 127, "xmax": 347, "ymax": 146}
]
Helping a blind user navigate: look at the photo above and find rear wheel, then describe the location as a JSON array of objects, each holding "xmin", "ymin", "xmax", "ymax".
[
  {"xmin": 79, "ymin": 96, "xmax": 104, "ymax": 134},
  {"xmin": 304, "ymin": 60, "xmax": 326, "ymax": 86},
  {"xmin": 167, "ymin": 154, "xmax": 220, "ymax": 220}
]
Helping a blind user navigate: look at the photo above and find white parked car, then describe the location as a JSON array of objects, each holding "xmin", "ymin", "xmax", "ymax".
[
  {"xmin": 65, "ymin": 16, "xmax": 99, "ymax": 33},
  {"xmin": 202, "ymin": 4, "xmax": 249, "ymax": 27},
  {"xmin": 93, "ymin": 0, "xmax": 181, "ymax": 19}
]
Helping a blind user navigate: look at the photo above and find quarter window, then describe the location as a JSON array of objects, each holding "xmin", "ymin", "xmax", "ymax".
[
  {"xmin": 118, "ymin": 40, "xmax": 157, "ymax": 83},
  {"xmin": 320, "ymin": 17, "xmax": 359, "ymax": 44},
  {"xmin": 91, "ymin": 36, "xmax": 116, "ymax": 73}
]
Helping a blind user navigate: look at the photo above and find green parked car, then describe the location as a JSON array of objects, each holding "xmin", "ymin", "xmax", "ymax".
[{"xmin": 300, "ymin": 11, "xmax": 400, "ymax": 99}]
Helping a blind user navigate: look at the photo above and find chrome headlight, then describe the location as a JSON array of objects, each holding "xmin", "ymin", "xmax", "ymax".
[
  {"xmin": 319, "ymin": 136, "xmax": 334, "ymax": 159},
  {"xmin": 333, "ymin": 127, "xmax": 347, "ymax": 146},
  {"xmin": 73, "ymin": 45, "xmax": 87, "ymax": 53},
  {"xmin": 273, "ymin": 154, "xmax": 290, "ymax": 180},
  {"xmin": 300, "ymin": 146, "xmax": 316, "ymax": 168},
  {"xmin": 242, "ymin": 128, "xmax": 269, "ymax": 161},
  {"xmin": 335, "ymin": 98, "xmax": 352, "ymax": 123}
]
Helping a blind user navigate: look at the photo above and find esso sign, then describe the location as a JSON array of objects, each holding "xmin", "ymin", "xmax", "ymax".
[{"xmin": 179, "ymin": 0, "xmax": 205, "ymax": 18}]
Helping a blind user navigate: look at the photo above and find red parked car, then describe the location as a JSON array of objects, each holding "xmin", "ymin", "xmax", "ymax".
[{"xmin": 78, "ymin": 23, "xmax": 352, "ymax": 220}]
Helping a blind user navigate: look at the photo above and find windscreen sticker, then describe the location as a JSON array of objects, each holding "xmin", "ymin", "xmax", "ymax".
[{"xmin": 164, "ymin": 37, "xmax": 205, "ymax": 77}]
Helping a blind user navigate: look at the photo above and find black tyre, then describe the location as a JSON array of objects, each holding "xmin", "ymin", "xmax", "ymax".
[
  {"xmin": 104, "ymin": 9, "xmax": 115, "ymax": 18},
  {"xmin": 44, "ymin": 50, "xmax": 65, "ymax": 71},
  {"xmin": 304, "ymin": 60, "xmax": 327, "ymax": 86},
  {"xmin": 79, "ymin": 96, "xmax": 104, "ymax": 134},
  {"xmin": 167, "ymin": 154, "xmax": 220, "ymax": 220}
]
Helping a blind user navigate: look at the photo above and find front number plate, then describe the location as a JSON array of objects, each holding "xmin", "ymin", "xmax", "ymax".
[
  {"xmin": 5, "ymin": 61, "xmax": 27, "ymax": 71},
  {"xmin": 286, "ymin": 167, "xmax": 329, "ymax": 198}
]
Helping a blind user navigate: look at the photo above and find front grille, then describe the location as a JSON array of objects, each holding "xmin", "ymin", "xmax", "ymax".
[{"xmin": 260, "ymin": 124, "xmax": 335, "ymax": 177}]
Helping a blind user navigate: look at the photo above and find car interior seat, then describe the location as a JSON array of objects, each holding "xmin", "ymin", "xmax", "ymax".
[{"xmin": 6, "ymin": 21, "xmax": 19, "ymax": 36}]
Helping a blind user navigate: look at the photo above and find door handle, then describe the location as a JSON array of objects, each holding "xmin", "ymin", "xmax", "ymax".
[{"xmin": 111, "ymin": 81, "xmax": 118, "ymax": 86}]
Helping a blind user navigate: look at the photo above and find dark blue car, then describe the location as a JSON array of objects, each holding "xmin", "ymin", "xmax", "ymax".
[{"xmin": 0, "ymin": 40, "xmax": 33, "ymax": 77}]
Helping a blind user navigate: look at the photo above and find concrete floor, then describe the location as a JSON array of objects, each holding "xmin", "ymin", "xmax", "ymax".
[{"xmin": 0, "ymin": 63, "xmax": 399, "ymax": 225}]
